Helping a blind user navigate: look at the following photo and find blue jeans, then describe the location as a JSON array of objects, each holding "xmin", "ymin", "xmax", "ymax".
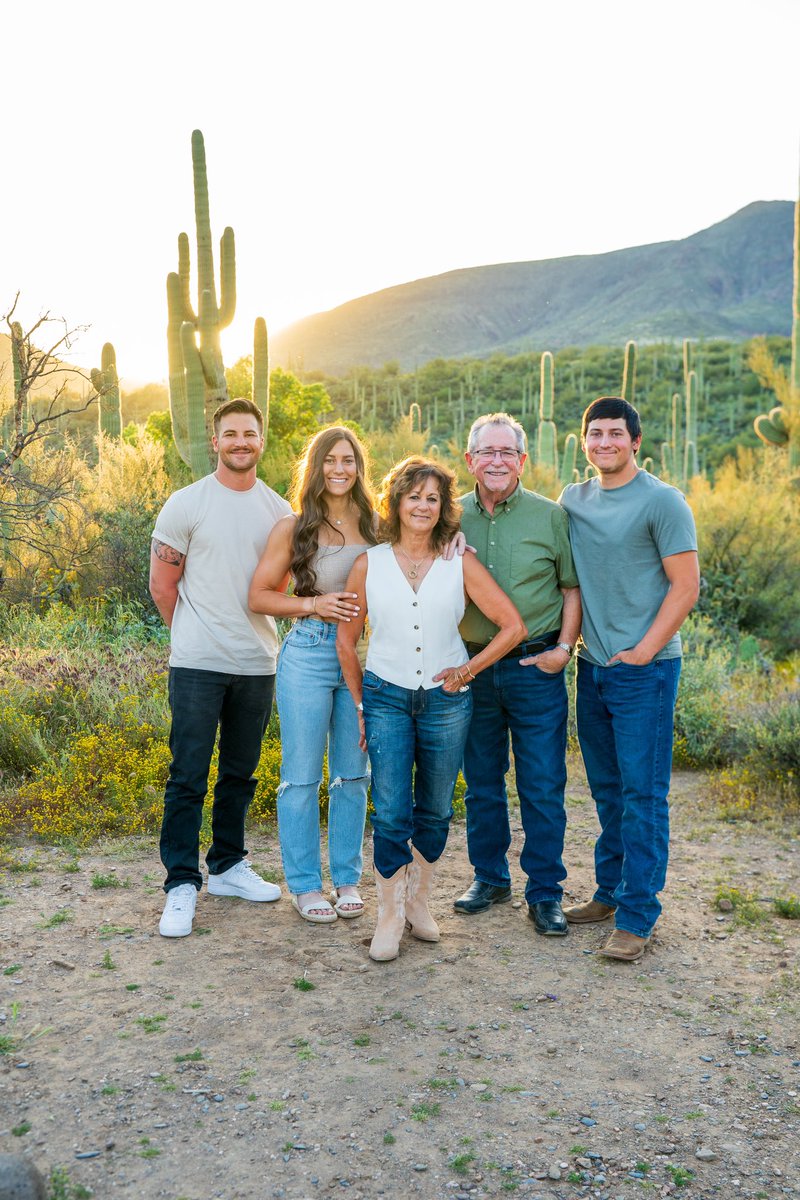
[
  {"xmin": 363, "ymin": 671, "xmax": 472, "ymax": 878},
  {"xmin": 276, "ymin": 619, "xmax": 369, "ymax": 894},
  {"xmin": 462, "ymin": 660, "xmax": 568, "ymax": 905},
  {"xmin": 160, "ymin": 667, "xmax": 275, "ymax": 892},
  {"xmin": 576, "ymin": 656, "xmax": 681, "ymax": 938}
]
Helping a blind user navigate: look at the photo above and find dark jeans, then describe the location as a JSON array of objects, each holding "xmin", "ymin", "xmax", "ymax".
[
  {"xmin": 462, "ymin": 659, "xmax": 568, "ymax": 905},
  {"xmin": 160, "ymin": 667, "xmax": 275, "ymax": 892}
]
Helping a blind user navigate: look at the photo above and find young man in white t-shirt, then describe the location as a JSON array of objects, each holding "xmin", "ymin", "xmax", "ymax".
[{"xmin": 150, "ymin": 398, "xmax": 291, "ymax": 937}]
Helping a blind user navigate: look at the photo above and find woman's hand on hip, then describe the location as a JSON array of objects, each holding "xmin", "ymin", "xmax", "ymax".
[{"xmin": 434, "ymin": 664, "xmax": 473, "ymax": 693}]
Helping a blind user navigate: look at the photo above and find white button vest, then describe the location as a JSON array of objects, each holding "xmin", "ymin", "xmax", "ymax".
[{"xmin": 364, "ymin": 544, "xmax": 466, "ymax": 690}]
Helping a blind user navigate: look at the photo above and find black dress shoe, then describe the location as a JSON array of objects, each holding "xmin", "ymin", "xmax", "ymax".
[
  {"xmin": 454, "ymin": 880, "xmax": 512, "ymax": 914},
  {"xmin": 527, "ymin": 900, "xmax": 568, "ymax": 936}
]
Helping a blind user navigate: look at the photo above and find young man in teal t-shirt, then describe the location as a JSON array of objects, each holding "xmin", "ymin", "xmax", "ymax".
[{"xmin": 560, "ymin": 397, "xmax": 699, "ymax": 962}]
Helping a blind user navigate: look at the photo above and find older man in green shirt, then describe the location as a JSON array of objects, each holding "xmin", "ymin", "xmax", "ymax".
[{"xmin": 454, "ymin": 413, "xmax": 581, "ymax": 935}]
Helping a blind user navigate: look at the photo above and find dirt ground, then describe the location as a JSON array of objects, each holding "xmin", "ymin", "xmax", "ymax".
[{"xmin": 1, "ymin": 760, "xmax": 799, "ymax": 1200}]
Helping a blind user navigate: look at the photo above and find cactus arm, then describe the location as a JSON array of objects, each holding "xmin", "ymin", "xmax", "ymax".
[
  {"xmin": 177, "ymin": 233, "xmax": 196, "ymax": 325},
  {"xmin": 252, "ymin": 317, "xmax": 269, "ymax": 438},
  {"xmin": 754, "ymin": 410, "xmax": 788, "ymax": 446},
  {"xmin": 167, "ymin": 273, "xmax": 192, "ymax": 468},
  {"xmin": 219, "ymin": 228, "xmax": 236, "ymax": 329},
  {"xmin": 180, "ymin": 322, "xmax": 214, "ymax": 479},
  {"xmin": 191, "ymin": 129, "xmax": 218, "ymax": 311}
]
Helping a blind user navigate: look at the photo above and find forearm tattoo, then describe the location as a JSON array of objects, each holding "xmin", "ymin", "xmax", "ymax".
[{"xmin": 152, "ymin": 539, "xmax": 185, "ymax": 566}]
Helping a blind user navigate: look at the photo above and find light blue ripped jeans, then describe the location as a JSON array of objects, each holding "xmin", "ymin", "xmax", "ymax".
[{"xmin": 275, "ymin": 617, "xmax": 369, "ymax": 894}]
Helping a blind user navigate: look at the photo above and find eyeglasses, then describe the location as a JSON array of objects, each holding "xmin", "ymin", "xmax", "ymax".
[{"xmin": 472, "ymin": 448, "xmax": 520, "ymax": 461}]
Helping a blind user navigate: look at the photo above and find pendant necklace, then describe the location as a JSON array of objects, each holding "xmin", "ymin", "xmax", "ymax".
[{"xmin": 398, "ymin": 547, "xmax": 431, "ymax": 579}]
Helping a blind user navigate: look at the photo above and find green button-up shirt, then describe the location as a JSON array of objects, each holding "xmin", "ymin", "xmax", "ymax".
[{"xmin": 459, "ymin": 483, "xmax": 579, "ymax": 645}]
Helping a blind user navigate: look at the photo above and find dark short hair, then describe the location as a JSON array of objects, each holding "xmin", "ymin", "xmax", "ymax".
[
  {"xmin": 377, "ymin": 457, "xmax": 462, "ymax": 553},
  {"xmin": 213, "ymin": 397, "xmax": 264, "ymax": 435},
  {"xmin": 581, "ymin": 397, "xmax": 641, "ymax": 441}
]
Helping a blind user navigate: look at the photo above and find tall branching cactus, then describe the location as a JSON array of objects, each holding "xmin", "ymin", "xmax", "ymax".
[
  {"xmin": 167, "ymin": 130, "xmax": 269, "ymax": 480},
  {"xmin": 91, "ymin": 342, "xmax": 122, "ymax": 439},
  {"xmin": 753, "ymin": 174, "xmax": 800, "ymax": 469},
  {"xmin": 537, "ymin": 352, "xmax": 558, "ymax": 475}
]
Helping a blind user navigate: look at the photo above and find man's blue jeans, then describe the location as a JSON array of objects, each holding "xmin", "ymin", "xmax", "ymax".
[
  {"xmin": 462, "ymin": 660, "xmax": 568, "ymax": 905},
  {"xmin": 160, "ymin": 667, "xmax": 275, "ymax": 892},
  {"xmin": 576, "ymin": 656, "xmax": 681, "ymax": 938},
  {"xmin": 362, "ymin": 671, "xmax": 472, "ymax": 878},
  {"xmin": 276, "ymin": 618, "xmax": 369, "ymax": 894}
]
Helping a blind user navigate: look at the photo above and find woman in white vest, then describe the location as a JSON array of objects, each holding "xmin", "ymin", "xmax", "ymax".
[{"xmin": 337, "ymin": 457, "xmax": 525, "ymax": 962}]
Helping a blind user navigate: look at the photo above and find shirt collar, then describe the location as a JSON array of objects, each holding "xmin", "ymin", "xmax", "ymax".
[{"xmin": 473, "ymin": 482, "xmax": 522, "ymax": 515}]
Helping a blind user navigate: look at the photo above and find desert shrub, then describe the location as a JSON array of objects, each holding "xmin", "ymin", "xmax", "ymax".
[
  {"xmin": 690, "ymin": 451, "xmax": 800, "ymax": 656},
  {"xmin": 673, "ymin": 620, "xmax": 745, "ymax": 767},
  {"xmin": 0, "ymin": 696, "xmax": 47, "ymax": 776},
  {"xmin": 10, "ymin": 720, "xmax": 170, "ymax": 843},
  {"xmin": 82, "ymin": 434, "xmax": 173, "ymax": 605}
]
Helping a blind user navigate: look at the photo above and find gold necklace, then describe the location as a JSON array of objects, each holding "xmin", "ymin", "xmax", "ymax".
[{"xmin": 397, "ymin": 546, "xmax": 432, "ymax": 580}]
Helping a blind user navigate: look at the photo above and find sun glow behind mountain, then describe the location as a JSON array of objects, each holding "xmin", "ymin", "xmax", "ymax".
[{"xmin": 1, "ymin": 0, "xmax": 797, "ymax": 384}]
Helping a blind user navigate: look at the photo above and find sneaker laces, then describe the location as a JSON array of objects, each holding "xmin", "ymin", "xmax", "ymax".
[
  {"xmin": 167, "ymin": 883, "xmax": 196, "ymax": 910},
  {"xmin": 232, "ymin": 861, "xmax": 263, "ymax": 883}
]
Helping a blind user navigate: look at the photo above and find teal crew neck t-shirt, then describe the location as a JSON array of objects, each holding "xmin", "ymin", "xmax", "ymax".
[{"xmin": 559, "ymin": 470, "xmax": 697, "ymax": 665}]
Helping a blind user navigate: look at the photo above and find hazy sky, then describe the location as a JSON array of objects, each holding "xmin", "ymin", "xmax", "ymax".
[{"xmin": 1, "ymin": 0, "xmax": 797, "ymax": 383}]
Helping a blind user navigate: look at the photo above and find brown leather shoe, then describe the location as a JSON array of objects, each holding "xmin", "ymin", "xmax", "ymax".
[
  {"xmin": 563, "ymin": 899, "xmax": 616, "ymax": 924},
  {"xmin": 596, "ymin": 929, "xmax": 649, "ymax": 962}
]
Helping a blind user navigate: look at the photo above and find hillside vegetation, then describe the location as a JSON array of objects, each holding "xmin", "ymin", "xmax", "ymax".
[{"xmin": 272, "ymin": 201, "xmax": 793, "ymax": 373}]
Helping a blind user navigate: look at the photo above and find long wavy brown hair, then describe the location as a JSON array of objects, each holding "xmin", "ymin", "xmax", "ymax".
[
  {"xmin": 377, "ymin": 457, "xmax": 462, "ymax": 553},
  {"xmin": 288, "ymin": 426, "xmax": 376, "ymax": 597}
]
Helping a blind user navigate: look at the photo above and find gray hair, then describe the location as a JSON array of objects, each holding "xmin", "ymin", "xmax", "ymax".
[{"xmin": 467, "ymin": 412, "xmax": 527, "ymax": 455}]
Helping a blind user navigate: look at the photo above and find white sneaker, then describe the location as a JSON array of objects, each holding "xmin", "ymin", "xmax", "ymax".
[
  {"xmin": 207, "ymin": 860, "xmax": 282, "ymax": 902},
  {"xmin": 159, "ymin": 883, "xmax": 198, "ymax": 937}
]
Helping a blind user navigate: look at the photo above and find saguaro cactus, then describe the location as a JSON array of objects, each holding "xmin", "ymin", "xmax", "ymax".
[
  {"xmin": 167, "ymin": 130, "xmax": 269, "ymax": 479},
  {"xmin": 537, "ymin": 351, "xmax": 558, "ymax": 475},
  {"xmin": 753, "ymin": 173, "xmax": 800, "ymax": 468},
  {"xmin": 91, "ymin": 342, "xmax": 122, "ymax": 439},
  {"xmin": 559, "ymin": 432, "xmax": 579, "ymax": 487},
  {"xmin": 660, "ymin": 372, "xmax": 698, "ymax": 487},
  {"xmin": 621, "ymin": 340, "xmax": 637, "ymax": 405}
]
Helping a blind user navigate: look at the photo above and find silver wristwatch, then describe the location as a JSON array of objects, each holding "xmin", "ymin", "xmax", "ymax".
[{"xmin": 556, "ymin": 642, "xmax": 574, "ymax": 657}]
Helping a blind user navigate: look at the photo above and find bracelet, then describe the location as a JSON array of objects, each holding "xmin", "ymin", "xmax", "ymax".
[
  {"xmin": 311, "ymin": 596, "xmax": 317, "ymax": 614},
  {"xmin": 465, "ymin": 665, "xmax": 476, "ymax": 680}
]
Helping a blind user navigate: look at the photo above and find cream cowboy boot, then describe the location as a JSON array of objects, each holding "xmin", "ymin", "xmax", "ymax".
[
  {"xmin": 369, "ymin": 866, "xmax": 408, "ymax": 962},
  {"xmin": 405, "ymin": 845, "xmax": 440, "ymax": 942}
]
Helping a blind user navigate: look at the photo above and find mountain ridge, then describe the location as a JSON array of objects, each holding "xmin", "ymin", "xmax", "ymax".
[{"xmin": 271, "ymin": 201, "xmax": 793, "ymax": 374}]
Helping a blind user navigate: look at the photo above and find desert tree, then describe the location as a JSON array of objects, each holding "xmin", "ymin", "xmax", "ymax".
[{"xmin": 0, "ymin": 294, "xmax": 102, "ymax": 599}]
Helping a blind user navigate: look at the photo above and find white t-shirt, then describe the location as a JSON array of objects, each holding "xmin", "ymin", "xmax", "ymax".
[{"xmin": 153, "ymin": 474, "xmax": 291, "ymax": 674}]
